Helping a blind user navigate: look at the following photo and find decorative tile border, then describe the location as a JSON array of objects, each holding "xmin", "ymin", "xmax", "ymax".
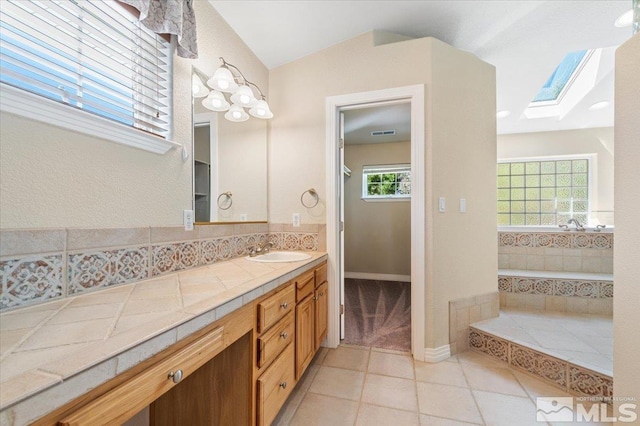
[
  {"xmin": 68, "ymin": 247, "xmax": 149, "ymax": 294},
  {"xmin": 0, "ymin": 255, "xmax": 64, "ymax": 310},
  {"xmin": 498, "ymin": 275, "xmax": 613, "ymax": 298},
  {"xmin": 0, "ymin": 227, "xmax": 320, "ymax": 312},
  {"xmin": 498, "ymin": 232, "xmax": 613, "ymax": 249},
  {"xmin": 469, "ymin": 328, "xmax": 613, "ymax": 400}
]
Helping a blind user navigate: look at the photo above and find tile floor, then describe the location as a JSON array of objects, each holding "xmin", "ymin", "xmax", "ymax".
[
  {"xmin": 471, "ymin": 308, "xmax": 612, "ymax": 376},
  {"xmin": 274, "ymin": 345, "xmax": 613, "ymax": 426}
]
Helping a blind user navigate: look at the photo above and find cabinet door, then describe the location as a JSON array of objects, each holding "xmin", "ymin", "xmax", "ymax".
[
  {"xmin": 295, "ymin": 295, "xmax": 315, "ymax": 380},
  {"xmin": 314, "ymin": 281, "xmax": 328, "ymax": 350}
]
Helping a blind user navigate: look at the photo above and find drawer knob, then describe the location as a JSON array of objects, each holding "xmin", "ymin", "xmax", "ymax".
[
  {"xmin": 168, "ymin": 369, "xmax": 183, "ymax": 384},
  {"xmin": 279, "ymin": 381, "xmax": 287, "ymax": 389},
  {"xmin": 319, "ymin": 292, "xmax": 324, "ymax": 296},
  {"xmin": 280, "ymin": 331, "xmax": 288, "ymax": 339},
  {"xmin": 280, "ymin": 302, "xmax": 288, "ymax": 309},
  {"xmin": 312, "ymin": 296, "xmax": 317, "ymax": 301}
]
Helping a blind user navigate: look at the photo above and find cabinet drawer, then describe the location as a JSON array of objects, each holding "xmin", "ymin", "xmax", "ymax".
[
  {"xmin": 295, "ymin": 269, "xmax": 315, "ymax": 303},
  {"xmin": 59, "ymin": 326, "xmax": 224, "ymax": 426},
  {"xmin": 257, "ymin": 311, "xmax": 294, "ymax": 370},
  {"xmin": 257, "ymin": 344, "xmax": 295, "ymax": 426},
  {"xmin": 257, "ymin": 283, "xmax": 295, "ymax": 333},
  {"xmin": 315, "ymin": 262, "xmax": 327, "ymax": 288}
]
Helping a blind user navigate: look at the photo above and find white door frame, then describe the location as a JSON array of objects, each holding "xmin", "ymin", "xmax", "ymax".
[{"xmin": 325, "ymin": 85, "xmax": 426, "ymax": 361}]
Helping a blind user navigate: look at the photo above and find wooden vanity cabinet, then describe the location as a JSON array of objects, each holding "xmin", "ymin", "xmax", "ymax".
[
  {"xmin": 49, "ymin": 303, "xmax": 254, "ymax": 426},
  {"xmin": 254, "ymin": 283, "xmax": 296, "ymax": 425},
  {"xmin": 295, "ymin": 262, "xmax": 329, "ymax": 380}
]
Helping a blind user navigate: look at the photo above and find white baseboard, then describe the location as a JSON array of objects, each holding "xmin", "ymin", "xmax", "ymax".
[
  {"xmin": 344, "ymin": 272, "xmax": 411, "ymax": 282},
  {"xmin": 423, "ymin": 345, "xmax": 451, "ymax": 363}
]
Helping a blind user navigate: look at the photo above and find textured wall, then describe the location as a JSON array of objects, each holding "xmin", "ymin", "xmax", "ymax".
[
  {"xmin": 344, "ymin": 142, "xmax": 411, "ymax": 276},
  {"xmin": 269, "ymin": 33, "xmax": 497, "ymax": 350},
  {"xmin": 0, "ymin": 1, "xmax": 267, "ymax": 229},
  {"xmin": 498, "ymin": 127, "xmax": 615, "ymax": 225},
  {"xmin": 613, "ymin": 33, "xmax": 640, "ymax": 416}
]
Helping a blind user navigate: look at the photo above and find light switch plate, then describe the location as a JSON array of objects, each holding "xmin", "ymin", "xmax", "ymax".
[
  {"xmin": 438, "ymin": 197, "xmax": 446, "ymax": 213},
  {"xmin": 460, "ymin": 198, "xmax": 466, "ymax": 213},
  {"xmin": 183, "ymin": 209, "xmax": 194, "ymax": 231}
]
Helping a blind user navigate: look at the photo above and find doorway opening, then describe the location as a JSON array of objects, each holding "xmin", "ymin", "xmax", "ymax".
[
  {"xmin": 342, "ymin": 103, "xmax": 412, "ymax": 352},
  {"xmin": 325, "ymin": 85, "xmax": 426, "ymax": 361}
]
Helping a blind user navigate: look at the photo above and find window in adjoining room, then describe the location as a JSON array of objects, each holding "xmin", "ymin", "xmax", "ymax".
[
  {"xmin": 362, "ymin": 164, "xmax": 411, "ymax": 201},
  {"xmin": 0, "ymin": 0, "xmax": 174, "ymax": 151},
  {"xmin": 497, "ymin": 156, "xmax": 592, "ymax": 226}
]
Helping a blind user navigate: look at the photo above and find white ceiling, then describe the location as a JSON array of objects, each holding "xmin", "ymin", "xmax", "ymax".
[
  {"xmin": 209, "ymin": 1, "xmax": 634, "ymax": 135},
  {"xmin": 343, "ymin": 103, "xmax": 411, "ymax": 145}
]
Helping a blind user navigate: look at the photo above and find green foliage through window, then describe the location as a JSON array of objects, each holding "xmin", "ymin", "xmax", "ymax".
[{"xmin": 362, "ymin": 165, "xmax": 411, "ymax": 199}]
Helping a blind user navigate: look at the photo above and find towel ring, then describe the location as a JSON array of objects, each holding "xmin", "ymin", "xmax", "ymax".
[
  {"xmin": 301, "ymin": 188, "xmax": 319, "ymax": 208},
  {"xmin": 217, "ymin": 191, "xmax": 233, "ymax": 210}
]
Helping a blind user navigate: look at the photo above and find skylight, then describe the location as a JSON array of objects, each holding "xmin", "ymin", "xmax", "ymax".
[
  {"xmin": 532, "ymin": 50, "xmax": 588, "ymax": 102},
  {"xmin": 524, "ymin": 48, "xmax": 602, "ymax": 120}
]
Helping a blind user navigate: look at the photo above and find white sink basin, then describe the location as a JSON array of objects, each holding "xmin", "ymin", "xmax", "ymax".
[{"xmin": 246, "ymin": 251, "xmax": 312, "ymax": 263}]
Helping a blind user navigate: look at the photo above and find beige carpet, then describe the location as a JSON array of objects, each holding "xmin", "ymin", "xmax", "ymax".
[{"xmin": 343, "ymin": 278, "xmax": 411, "ymax": 352}]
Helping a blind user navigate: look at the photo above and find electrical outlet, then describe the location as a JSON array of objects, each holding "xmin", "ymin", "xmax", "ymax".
[
  {"xmin": 183, "ymin": 209, "xmax": 194, "ymax": 231},
  {"xmin": 239, "ymin": 213, "xmax": 248, "ymax": 221},
  {"xmin": 292, "ymin": 213, "xmax": 301, "ymax": 227}
]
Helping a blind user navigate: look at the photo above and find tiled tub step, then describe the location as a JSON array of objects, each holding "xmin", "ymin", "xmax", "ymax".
[
  {"xmin": 468, "ymin": 326, "xmax": 612, "ymax": 400},
  {"xmin": 498, "ymin": 269, "xmax": 613, "ymax": 315}
]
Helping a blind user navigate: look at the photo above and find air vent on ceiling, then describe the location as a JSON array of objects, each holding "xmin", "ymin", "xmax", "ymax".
[{"xmin": 371, "ymin": 130, "xmax": 396, "ymax": 136}]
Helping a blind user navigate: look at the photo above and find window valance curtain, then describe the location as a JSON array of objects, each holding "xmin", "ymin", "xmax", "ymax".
[{"xmin": 117, "ymin": 0, "xmax": 198, "ymax": 59}]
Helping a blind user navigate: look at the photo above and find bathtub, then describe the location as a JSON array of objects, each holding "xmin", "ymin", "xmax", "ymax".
[{"xmin": 498, "ymin": 226, "xmax": 614, "ymax": 234}]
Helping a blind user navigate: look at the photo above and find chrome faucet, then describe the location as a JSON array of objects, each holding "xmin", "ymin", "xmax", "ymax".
[
  {"xmin": 567, "ymin": 218, "xmax": 585, "ymax": 232},
  {"xmin": 249, "ymin": 241, "xmax": 275, "ymax": 257}
]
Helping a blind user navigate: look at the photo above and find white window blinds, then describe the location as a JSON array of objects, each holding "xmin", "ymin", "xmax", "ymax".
[{"xmin": 0, "ymin": 0, "xmax": 172, "ymax": 139}]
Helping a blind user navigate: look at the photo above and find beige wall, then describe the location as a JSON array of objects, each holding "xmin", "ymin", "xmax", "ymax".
[
  {"xmin": 613, "ymin": 33, "xmax": 640, "ymax": 420},
  {"xmin": 269, "ymin": 33, "xmax": 497, "ymax": 350},
  {"xmin": 344, "ymin": 142, "xmax": 411, "ymax": 276},
  {"xmin": 498, "ymin": 127, "xmax": 614, "ymax": 225},
  {"xmin": 0, "ymin": 1, "xmax": 267, "ymax": 229}
]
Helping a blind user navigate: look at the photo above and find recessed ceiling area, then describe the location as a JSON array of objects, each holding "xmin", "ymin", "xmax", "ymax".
[
  {"xmin": 343, "ymin": 103, "xmax": 410, "ymax": 145},
  {"xmin": 209, "ymin": 1, "xmax": 634, "ymax": 135}
]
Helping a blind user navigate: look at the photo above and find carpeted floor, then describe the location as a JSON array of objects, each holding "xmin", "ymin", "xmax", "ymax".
[{"xmin": 343, "ymin": 278, "xmax": 411, "ymax": 352}]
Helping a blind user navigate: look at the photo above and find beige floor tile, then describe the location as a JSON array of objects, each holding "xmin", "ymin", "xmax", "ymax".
[
  {"xmin": 323, "ymin": 346, "xmax": 370, "ymax": 371},
  {"xmin": 420, "ymin": 414, "xmax": 481, "ymax": 425},
  {"xmin": 371, "ymin": 347, "xmax": 412, "ymax": 356},
  {"xmin": 289, "ymin": 393, "xmax": 359, "ymax": 426},
  {"xmin": 512, "ymin": 371, "xmax": 571, "ymax": 400},
  {"xmin": 414, "ymin": 360, "xmax": 468, "ymax": 388},
  {"xmin": 308, "ymin": 366, "xmax": 364, "ymax": 400},
  {"xmin": 356, "ymin": 403, "xmax": 420, "ymax": 426},
  {"xmin": 416, "ymin": 382, "xmax": 483, "ymax": 424},
  {"xmin": 462, "ymin": 363, "xmax": 528, "ymax": 397},
  {"xmin": 368, "ymin": 351, "xmax": 414, "ymax": 379},
  {"xmin": 456, "ymin": 350, "xmax": 511, "ymax": 370},
  {"xmin": 473, "ymin": 389, "xmax": 539, "ymax": 426},
  {"xmin": 361, "ymin": 374, "xmax": 418, "ymax": 412},
  {"xmin": 444, "ymin": 355, "xmax": 459, "ymax": 363}
]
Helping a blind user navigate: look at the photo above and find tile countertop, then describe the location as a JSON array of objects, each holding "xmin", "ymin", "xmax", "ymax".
[{"xmin": 0, "ymin": 252, "xmax": 327, "ymax": 423}]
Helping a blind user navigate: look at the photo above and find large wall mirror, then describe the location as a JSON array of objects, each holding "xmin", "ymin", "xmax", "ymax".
[{"xmin": 192, "ymin": 67, "xmax": 268, "ymax": 223}]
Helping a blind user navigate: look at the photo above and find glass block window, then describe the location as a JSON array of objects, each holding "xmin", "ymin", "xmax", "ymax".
[
  {"xmin": 362, "ymin": 164, "xmax": 411, "ymax": 200},
  {"xmin": 497, "ymin": 158, "xmax": 590, "ymax": 226}
]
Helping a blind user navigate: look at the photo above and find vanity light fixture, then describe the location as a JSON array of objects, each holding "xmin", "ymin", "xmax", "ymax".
[
  {"xmin": 192, "ymin": 74, "xmax": 209, "ymax": 98},
  {"xmin": 201, "ymin": 57, "xmax": 273, "ymax": 121}
]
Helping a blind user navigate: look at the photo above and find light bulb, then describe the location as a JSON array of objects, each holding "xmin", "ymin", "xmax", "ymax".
[
  {"xmin": 218, "ymin": 79, "xmax": 229, "ymax": 89},
  {"xmin": 233, "ymin": 110, "xmax": 241, "ymax": 119}
]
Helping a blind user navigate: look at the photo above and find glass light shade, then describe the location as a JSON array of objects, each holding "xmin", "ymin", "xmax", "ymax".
[
  {"xmin": 249, "ymin": 99, "xmax": 273, "ymax": 119},
  {"xmin": 230, "ymin": 85, "xmax": 258, "ymax": 107},
  {"xmin": 192, "ymin": 74, "xmax": 208, "ymax": 98},
  {"xmin": 202, "ymin": 90, "xmax": 230, "ymax": 112},
  {"xmin": 224, "ymin": 104, "xmax": 249, "ymax": 122},
  {"xmin": 207, "ymin": 66, "xmax": 238, "ymax": 93}
]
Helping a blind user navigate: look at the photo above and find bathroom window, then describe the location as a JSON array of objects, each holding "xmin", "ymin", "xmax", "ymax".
[
  {"xmin": 0, "ymin": 0, "xmax": 175, "ymax": 152},
  {"xmin": 362, "ymin": 164, "xmax": 411, "ymax": 201},
  {"xmin": 497, "ymin": 156, "xmax": 592, "ymax": 226}
]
